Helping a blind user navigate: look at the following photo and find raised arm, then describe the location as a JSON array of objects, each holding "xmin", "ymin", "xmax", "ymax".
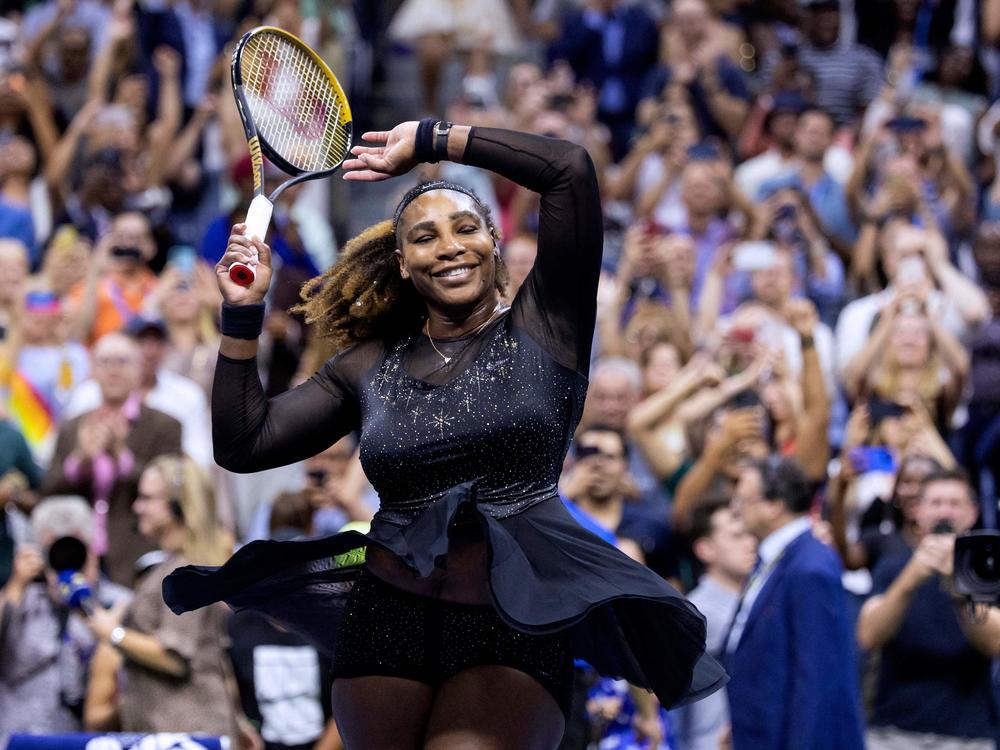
[
  {"xmin": 787, "ymin": 300, "xmax": 830, "ymax": 480},
  {"xmin": 344, "ymin": 122, "xmax": 603, "ymax": 374},
  {"xmin": 459, "ymin": 127, "xmax": 603, "ymax": 373}
]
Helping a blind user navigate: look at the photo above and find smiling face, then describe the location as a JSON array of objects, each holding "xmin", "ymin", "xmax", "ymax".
[{"xmin": 396, "ymin": 190, "xmax": 500, "ymax": 317}]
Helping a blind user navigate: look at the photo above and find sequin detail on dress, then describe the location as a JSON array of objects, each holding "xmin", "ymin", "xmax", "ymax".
[{"xmin": 359, "ymin": 316, "xmax": 587, "ymax": 524}]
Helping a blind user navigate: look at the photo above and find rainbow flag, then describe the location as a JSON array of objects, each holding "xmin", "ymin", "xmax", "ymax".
[{"xmin": 0, "ymin": 362, "xmax": 54, "ymax": 455}]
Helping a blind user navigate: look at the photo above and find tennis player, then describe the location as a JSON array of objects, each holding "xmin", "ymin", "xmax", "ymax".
[{"xmin": 164, "ymin": 119, "xmax": 725, "ymax": 750}]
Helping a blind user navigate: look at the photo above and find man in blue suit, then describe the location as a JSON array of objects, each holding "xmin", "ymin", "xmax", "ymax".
[{"xmin": 725, "ymin": 457, "xmax": 864, "ymax": 750}]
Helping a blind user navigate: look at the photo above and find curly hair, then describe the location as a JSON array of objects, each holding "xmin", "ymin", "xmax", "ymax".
[{"xmin": 294, "ymin": 185, "xmax": 508, "ymax": 352}]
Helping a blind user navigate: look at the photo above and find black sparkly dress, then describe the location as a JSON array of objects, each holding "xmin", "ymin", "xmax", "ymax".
[{"xmin": 163, "ymin": 128, "xmax": 727, "ymax": 709}]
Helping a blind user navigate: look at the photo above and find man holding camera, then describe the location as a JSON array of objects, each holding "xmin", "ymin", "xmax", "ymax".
[
  {"xmin": 858, "ymin": 468, "xmax": 1000, "ymax": 750},
  {"xmin": 0, "ymin": 496, "xmax": 130, "ymax": 744}
]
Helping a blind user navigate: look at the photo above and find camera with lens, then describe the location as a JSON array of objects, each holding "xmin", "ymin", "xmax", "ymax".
[{"xmin": 954, "ymin": 531, "xmax": 1000, "ymax": 605}]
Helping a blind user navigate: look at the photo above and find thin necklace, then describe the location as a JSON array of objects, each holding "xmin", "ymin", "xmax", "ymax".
[{"xmin": 424, "ymin": 301, "xmax": 508, "ymax": 366}]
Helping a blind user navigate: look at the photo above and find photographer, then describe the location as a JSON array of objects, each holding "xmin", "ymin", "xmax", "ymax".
[
  {"xmin": 0, "ymin": 496, "xmax": 129, "ymax": 746},
  {"xmin": 857, "ymin": 468, "xmax": 1000, "ymax": 749}
]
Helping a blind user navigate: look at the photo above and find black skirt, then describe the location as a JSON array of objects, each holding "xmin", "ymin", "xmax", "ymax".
[{"xmin": 162, "ymin": 482, "xmax": 727, "ymax": 708}]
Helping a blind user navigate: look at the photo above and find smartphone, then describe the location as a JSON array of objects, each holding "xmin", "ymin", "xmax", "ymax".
[
  {"xmin": 731, "ymin": 390, "xmax": 761, "ymax": 410},
  {"xmin": 849, "ymin": 446, "xmax": 897, "ymax": 474},
  {"xmin": 733, "ymin": 241, "xmax": 777, "ymax": 272},
  {"xmin": 643, "ymin": 219, "xmax": 664, "ymax": 238},
  {"xmin": 885, "ymin": 115, "xmax": 927, "ymax": 134},
  {"xmin": 897, "ymin": 256, "xmax": 926, "ymax": 286},
  {"xmin": 776, "ymin": 204, "xmax": 797, "ymax": 221},
  {"xmin": 167, "ymin": 245, "xmax": 198, "ymax": 275},
  {"xmin": 24, "ymin": 290, "xmax": 60, "ymax": 312},
  {"xmin": 727, "ymin": 326, "xmax": 756, "ymax": 345},
  {"xmin": 687, "ymin": 142, "xmax": 721, "ymax": 161},
  {"xmin": 868, "ymin": 396, "xmax": 907, "ymax": 424}
]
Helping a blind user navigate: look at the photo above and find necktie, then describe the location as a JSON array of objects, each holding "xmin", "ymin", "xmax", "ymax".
[{"xmin": 725, "ymin": 555, "xmax": 764, "ymax": 655}]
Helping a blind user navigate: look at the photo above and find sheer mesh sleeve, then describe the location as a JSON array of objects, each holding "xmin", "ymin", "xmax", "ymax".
[
  {"xmin": 461, "ymin": 128, "xmax": 603, "ymax": 375},
  {"xmin": 212, "ymin": 342, "xmax": 382, "ymax": 472}
]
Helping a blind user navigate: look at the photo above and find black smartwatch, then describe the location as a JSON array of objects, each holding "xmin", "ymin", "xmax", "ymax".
[{"xmin": 432, "ymin": 121, "xmax": 453, "ymax": 163}]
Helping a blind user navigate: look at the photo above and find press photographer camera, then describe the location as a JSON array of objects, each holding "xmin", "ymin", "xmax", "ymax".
[
  {"xmin": 954, "ymin": 529, "xmax": 1000, "ymax": 605},
  {"xmin": 0, "ymin": 497, "xmax": 126, "ymax": 738}
]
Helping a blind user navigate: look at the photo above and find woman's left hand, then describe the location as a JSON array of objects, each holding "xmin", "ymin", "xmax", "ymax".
[{"xmin": 342, "ymin": 122, "xmax": 420, "ymax": 182}]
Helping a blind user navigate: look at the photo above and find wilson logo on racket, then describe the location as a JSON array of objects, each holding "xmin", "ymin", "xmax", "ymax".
[
  {"xmin": 228, "ymin": 26, "xmax": 353, "ymax": 286},
  {"xmin": 246, "ymin": 51, "xmax": 331, "ymax": 140}
]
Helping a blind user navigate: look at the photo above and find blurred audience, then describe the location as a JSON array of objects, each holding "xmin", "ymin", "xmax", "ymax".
[
  {"xmin": 0, "ymin": 0, "xmax": 997, "ymax": 743},
  {"xmin": 83, "ymin": 454, "xmax": 236, "ymax": 737},
  {"xmin": 41, "ymin": 333, "xmax": 181, "ymax": 585}
]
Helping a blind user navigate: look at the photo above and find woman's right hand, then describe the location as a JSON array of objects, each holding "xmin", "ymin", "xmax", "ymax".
[{"xmin": 216, "ymin": 223, "xmax": 272, "ymax": 305}]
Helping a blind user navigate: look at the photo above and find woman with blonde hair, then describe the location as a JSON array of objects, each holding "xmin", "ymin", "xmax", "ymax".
[
  {"xmin": 155, "ymin": 264, "xmax": 222, "ymax": 397},
  {"xmin": 85, "ymin": 453, "xmax": 236, "ymax": 737},
  {"xmin": 844, "ymin": 300, "xmax": 968, "ymax": 428}
]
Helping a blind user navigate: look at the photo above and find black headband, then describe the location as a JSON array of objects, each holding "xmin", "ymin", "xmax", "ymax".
[{"xmin": 392, "ymin": 180, "xmax": 490, "ymax": 234}]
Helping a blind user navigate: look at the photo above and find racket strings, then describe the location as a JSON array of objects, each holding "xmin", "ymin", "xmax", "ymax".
[{"xmin": 241, "ymin": 33, "xmax": 350, "ymax": 172}]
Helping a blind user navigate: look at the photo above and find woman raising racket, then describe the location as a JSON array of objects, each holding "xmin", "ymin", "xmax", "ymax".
[{"xmin": 164, "ymin": 121, "xmax": 725, "ymax": 749}]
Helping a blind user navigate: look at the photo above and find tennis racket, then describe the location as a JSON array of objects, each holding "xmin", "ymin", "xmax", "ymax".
[{"xmin": 229, "ymin": 26, "xmax": 353, "ymax": 286}]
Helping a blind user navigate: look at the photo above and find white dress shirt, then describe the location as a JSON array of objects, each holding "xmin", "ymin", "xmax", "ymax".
[{"xmin": 726, "ymin": 516, "xmax": 813, "ymax": 654}]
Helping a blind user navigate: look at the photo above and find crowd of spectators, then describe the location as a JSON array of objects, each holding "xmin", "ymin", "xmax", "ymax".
[{"xmin": 1, "ymin": 0, "xmax": 1000, "ymax": 748}]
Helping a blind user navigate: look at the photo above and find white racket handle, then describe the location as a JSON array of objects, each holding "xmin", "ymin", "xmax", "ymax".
[
  {"xmin": 231, "ymin": 195, "xmax": 274, "ymax": 286},
  {"xmin": 244, "ymin": 194, "xmax": 273, "ymax": 242}
]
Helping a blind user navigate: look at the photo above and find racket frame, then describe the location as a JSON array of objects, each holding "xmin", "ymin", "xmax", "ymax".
[{"xmin": 229, "ymin": 26, "xmax": 353, "ymax": 284}]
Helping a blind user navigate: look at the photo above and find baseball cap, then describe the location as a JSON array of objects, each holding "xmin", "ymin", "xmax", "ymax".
[{"xmin": 125, "ymin": 315, "xmax": 168, "ymax": 339}]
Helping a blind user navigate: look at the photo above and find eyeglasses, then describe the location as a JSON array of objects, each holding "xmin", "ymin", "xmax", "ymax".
[{"xmin": 94, "ymin": 355, "xmax": 134, "ymax": 367}]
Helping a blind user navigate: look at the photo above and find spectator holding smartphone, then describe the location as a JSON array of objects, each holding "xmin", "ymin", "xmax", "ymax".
[
  {"xmin": 836, "ymin": 222, "xmax": 988, "ymax": 384},
  {"xmin": 65, "ymin": 211, "xmax": 160, "ymax": 345},
  {"xmin": 844, "ymin": 293, "xmax": 968, "ymax": 424}
]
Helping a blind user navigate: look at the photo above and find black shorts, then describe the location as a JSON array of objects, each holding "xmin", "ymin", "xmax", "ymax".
[{"xmin": 331, "ymin": 569, "xmax": 575, "ymax": 718}]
